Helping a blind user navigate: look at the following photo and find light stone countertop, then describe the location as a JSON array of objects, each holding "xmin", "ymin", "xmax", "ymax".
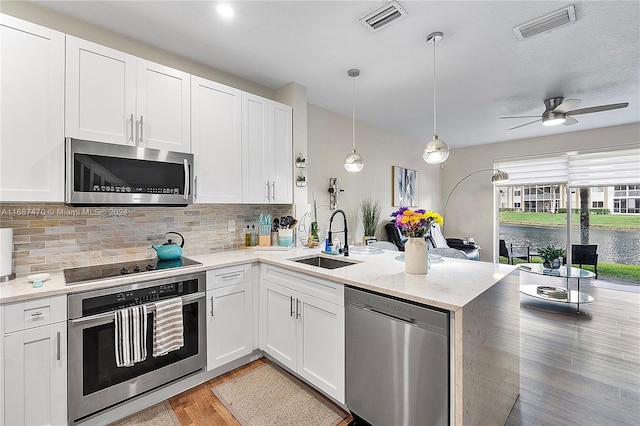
[{"xmin": 0, "ymin": 247, "xmax": 517, "ymax": 311}]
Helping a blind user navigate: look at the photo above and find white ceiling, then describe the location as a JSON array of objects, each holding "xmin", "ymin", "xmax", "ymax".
[{"xmin": 33, "ymin": 0, "xmax": 640, "ymax": 148}]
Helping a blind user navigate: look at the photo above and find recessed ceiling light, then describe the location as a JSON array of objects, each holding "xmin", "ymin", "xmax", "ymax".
[{"xmin": 217, "ymin": 4, "xmax": 234, "ymax": 19}]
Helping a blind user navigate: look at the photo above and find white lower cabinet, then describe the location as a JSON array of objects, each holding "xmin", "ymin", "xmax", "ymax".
[
  {"xmin": 206, "ymin": 264, "xmax": 253, "ymax": 370},
  {"xmin": 2, "ymin": 295, "xmax": 67, "ymax": 426},
  {"xmin": 260, "ymin": 265, "xmax": 345, "ymax": 403}
]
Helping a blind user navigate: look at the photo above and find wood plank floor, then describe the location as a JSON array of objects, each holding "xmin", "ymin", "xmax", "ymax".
[
  {"xmin": 506, "ymin": 280, "xmax": 640, "ymax": 425},
  {"xmin": 164, "ymin": 281, "xmax": 638, "ymax": 426}
]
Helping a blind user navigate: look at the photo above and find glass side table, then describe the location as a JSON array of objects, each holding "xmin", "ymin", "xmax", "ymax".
[{"xmin": 518, "ymin": 263, "xmax": 595, "ymax": 314}]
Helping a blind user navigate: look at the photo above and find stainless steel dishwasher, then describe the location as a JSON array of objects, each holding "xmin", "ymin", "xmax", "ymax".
[{"xmin": 345, "ymin": 286, "xmax": 449, "ymax": 426}]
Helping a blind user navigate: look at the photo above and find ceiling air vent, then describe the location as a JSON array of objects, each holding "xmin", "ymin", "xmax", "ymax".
[
  {"xmin": 513, "ymin": 4, "xmax": 576, "ymax": 40},
  {"xmin": 359, "ymin": 1, "xmax": 407, "ymax": 32}
]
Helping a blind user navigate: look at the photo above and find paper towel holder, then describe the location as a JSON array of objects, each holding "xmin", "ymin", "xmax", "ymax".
[{"xmin": 1, "ymin": 228, "xmax": 15, "ymax": 281}]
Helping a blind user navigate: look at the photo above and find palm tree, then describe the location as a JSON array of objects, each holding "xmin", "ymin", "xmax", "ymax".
[{"xmin": 579, "ymin": 187, "xmax": 590, "ymax": 244}]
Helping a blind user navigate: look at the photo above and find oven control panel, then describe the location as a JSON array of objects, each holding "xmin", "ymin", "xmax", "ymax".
[
  {"xmin": 115, "ymin": 283, "xmax": 184, "ymax": 306},
  {"xmin": 81, "ymin": 280, "xmax": 197, "ymax": 317}
]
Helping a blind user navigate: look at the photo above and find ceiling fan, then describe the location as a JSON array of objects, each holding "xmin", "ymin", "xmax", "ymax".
[{"xmin": 500, "ymin": 97, "xmax": 629, "ymax": 130}]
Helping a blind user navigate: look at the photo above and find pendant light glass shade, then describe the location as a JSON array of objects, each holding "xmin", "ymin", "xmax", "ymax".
[
  {"xmin": 423, "ymin": 134, "xmax": 449, "ymax": 164},
  {"xmin": 344, "ymin": 150, "xmax": 364, "ymax": 172},
  {"xmin": 344, "ymin": 68, "xmax": 364, "ymax": 173},
  {"xmin": 423, "ymin": 32, "xmax": 449, "ymax": 165}
]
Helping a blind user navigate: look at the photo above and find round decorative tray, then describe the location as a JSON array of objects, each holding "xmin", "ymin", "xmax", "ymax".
[{"xmin": 536, "ymin": 286, "xmax": 568, "ymax": 299}]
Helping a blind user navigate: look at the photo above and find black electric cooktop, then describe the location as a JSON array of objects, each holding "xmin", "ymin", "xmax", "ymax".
[{"xmin": 63, "ymin": 257, "xmax": 201, "ymax": 285}]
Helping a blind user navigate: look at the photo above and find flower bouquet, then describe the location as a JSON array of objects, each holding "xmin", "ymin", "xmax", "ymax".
[
  {"xmin": 391, "ymin": 207, "xmax": 443, "ymax": 237},
  {"xmin": 391, "ymin": 207, "xmax": 443, "ymax": 274}
]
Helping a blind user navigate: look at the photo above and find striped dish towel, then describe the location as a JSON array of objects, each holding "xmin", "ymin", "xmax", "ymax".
[
  {"xmin": 114, "ymin": 305, "xmax": 147, "ymax": 367},
  {"xmin": 152, "ymin": 298, "xmax": 184, "ymax": 357}
]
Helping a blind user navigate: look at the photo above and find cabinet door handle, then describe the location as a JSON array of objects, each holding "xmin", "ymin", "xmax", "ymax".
[
  {"xmin": 56, "ymin": 331, "xmax": 61, "ymax": 361},
  {"xmin": 220, "ymin": 272, "xmax": 242, "ymax": 281},
  {"xmin": 210, "ymin": 296, "xmax": 214, "ymax": 317},
  {"xmin": 138, "ymin": 115, "xmax": 144, "ymax": 144},
  {"xmin": 129, "ymin": 114, "xmax": 134, "ymax": 142},
  {"xmin": 296, "ymin": 298, "xmax": 301, "ymax": 319},
  {"xmin": 271, "ymin": 182, "xmax": 275, "ymax": 201},
  {"xmin": 290, "ymin": 296, "xmax": 294, "ymax": 317},
  {"xmin": 31, "ymin": 311, "xmax": 43, "ymax": 318},
  {"xmin": 265, "ymin": 182, "xmax": 270, "ymax": 201}
]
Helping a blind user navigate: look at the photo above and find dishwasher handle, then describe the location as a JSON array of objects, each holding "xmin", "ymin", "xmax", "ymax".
[{"xmin": 361, "ymin": 305, "xmax": 417, "ymax": 326}]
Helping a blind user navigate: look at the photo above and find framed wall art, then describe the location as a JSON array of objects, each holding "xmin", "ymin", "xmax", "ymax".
[{"xmin": 392, "ymin": 166, "xmax": 419, "ymax": 207}]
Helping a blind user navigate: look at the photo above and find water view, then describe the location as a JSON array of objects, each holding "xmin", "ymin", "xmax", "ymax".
[{"xmin": 499, "ymin": 224, "xmax": 640, "ymax": 265}]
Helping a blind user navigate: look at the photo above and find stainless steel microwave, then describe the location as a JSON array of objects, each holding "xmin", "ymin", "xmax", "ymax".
[{"xmin": 65, "ymin": 138, "xmax": 193, "ymax": 206}]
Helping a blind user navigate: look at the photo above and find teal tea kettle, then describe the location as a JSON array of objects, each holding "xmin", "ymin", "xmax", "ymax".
[{"xmin": 152, "ymin": 232, "xmax": 184, "ymax": 260}]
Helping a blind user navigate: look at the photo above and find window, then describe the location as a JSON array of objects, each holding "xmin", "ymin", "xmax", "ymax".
[
  {"xmin": 514, "ymin": 190, "xmax": 521, "ymax": 196},
  {"xmin": 592, "ymin": 201, "xmax": 604, "ymax": 208},
  {"xmin": 514, "ymin": 202, "xmax": 521, "ymax": 208},
  {"xmin": 593, "ymin": 187, "xmax": 604, "ymax": 192}
]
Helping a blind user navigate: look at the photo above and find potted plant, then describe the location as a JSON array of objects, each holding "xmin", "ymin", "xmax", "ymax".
[
  {"xmin": 295, "ymin": 153, "xmax": 307, "ymax": 168},
  {"xmin": 359, "ymin": 198, "xmax": 382, "ymax": 244},
  {"xmin": 296, "ymin": 173, "xmax": 307, "ymax": 187},
  {"xmin": 538, "ymin": 245, "xmax": 566, "ymax": 269}
]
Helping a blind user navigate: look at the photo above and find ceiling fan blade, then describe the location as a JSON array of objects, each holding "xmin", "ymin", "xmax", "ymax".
[
  {"xmin": 567, "ymin": 102, "xmax": 629, "ymax": 116},
  {"xmin": 553, "ymin": 99, "xmax": 580, "ymax": 113},
  {"xmin": 499, "ymin": 115, "xmax": 541, "ymax": 119},
  {"xmin": 563, "ymin": 116, "xmax": 578, "ymax": 126},
  {"xmin": 507, "ymin": 119, "xmax": 540, "ymax": 130}
]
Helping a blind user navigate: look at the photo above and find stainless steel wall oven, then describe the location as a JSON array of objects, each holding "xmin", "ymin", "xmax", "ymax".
[{"xmin": 67, "ymin": 272, "xmax": 206, "ymax": 423}]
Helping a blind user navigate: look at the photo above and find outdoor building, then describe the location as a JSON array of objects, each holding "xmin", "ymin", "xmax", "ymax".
[{"xmin": 499, "ymin": 184, "xmax": 640, "ymax": 214}]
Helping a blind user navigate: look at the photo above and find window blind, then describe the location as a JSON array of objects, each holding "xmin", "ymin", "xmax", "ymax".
[
  {"xmin": 494, "ymin": 155, "xmax": 568, "ymax": 186},
  {"xmin": 568, "ymin": 148, "xmax": 640, "ymax": 187},
  {"xmin": 495, "ymin": 148, "xmax": 640, "ymax": 187}
]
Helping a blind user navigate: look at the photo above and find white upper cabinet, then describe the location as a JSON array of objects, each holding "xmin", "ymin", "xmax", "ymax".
[
  {"xmin": 242, "ymin": 93, "xmax": 270, "ymax": 203},
  {"xmin": 65, "ymin": 36, "xmax": 190, "ymax": 152},
  {"xmin": 191, "ymin": 76, "xmax": 242, "ymax": 203},
  {"xmin": 65, "ymin": 36, "xmax": 136, "ymax": 145},
  {"xmin": 136, "ymin": 59, "xmax": 191, "ymax": 152},
  {"xmin": 270, "ymin": 101, "xmax": 293, "ymax": 204},
  {"xmin": 242, "ymin": 93, "xmax": 292, "ymax": 204},
  {"xmin": 0, "ymin": 14, "xmax": 65, "ymax": 202}
]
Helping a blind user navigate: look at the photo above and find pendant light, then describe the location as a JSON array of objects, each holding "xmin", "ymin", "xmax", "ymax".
[
  {"xmin": 344, "ymin": 68, "xmax": 364, "ymax": 173},
  {"xmin": 422, "ymin": 32, "xmax": 450, "ymax": 164}
]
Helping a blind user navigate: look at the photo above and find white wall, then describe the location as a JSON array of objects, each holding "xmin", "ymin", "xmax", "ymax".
[
  {"xmin": 307, "ymin": 105, "xmax": 441, "ymax": 245},
  {"xmin": 443, "ymin": 123, "xmax": 640, "ymax": 261}
]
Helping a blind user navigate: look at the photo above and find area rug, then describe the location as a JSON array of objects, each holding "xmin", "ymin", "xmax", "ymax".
[
  {"xmin": 212, "ymin": 363, "xmax": 348, "ymax": 426},
  {"xmin": 111, "ymin": 401, "xmax": 179, "ymax": 426}
]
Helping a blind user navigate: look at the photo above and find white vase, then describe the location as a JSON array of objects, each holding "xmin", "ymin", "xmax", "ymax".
[{"xmin": 405, "ymin": 237, "xmax": 428, "ymax": 274}]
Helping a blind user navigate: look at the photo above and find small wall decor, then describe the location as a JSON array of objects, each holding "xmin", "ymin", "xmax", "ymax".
[
  {"xmin": 295, "ymin": 153, "xmax": 307, "ymax": 168},
  {"xmin": 392, "ymin": 166, "xmax": 419, "ymax": 207},
  {"xmin": 296, "ymin": 172, "xmax": 307, "ymax": 187}
]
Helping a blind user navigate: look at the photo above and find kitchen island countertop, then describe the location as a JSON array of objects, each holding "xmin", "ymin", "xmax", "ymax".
[{"xmin": 0, "ymin": 247, "xmax": 516, "ymax": 310}]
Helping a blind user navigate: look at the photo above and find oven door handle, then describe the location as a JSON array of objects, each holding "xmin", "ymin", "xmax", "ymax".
[{"xmin": 68, "ymin": 293, "xmax": 204, "ymax": 325}]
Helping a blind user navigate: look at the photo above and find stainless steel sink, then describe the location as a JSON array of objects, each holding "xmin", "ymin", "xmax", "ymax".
[{"xmin": 291, "ymin": 255, "xmax": 357, "ymax": 269}]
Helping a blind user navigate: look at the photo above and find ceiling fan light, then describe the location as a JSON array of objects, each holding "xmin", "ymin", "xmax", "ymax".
[
  {"xmin": 422, "ymin": 134, "xmax": 449, "ymax": 164},
  {"xmin": 542, "ymin": 117, "xmax": 566, "ymax": 126},
  {"xmin": 344, "ymin": 150, "xmax": 364, "ymax": 172}
]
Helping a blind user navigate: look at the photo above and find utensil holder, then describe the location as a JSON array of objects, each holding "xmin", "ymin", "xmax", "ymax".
[{"xmin": 278, "ymin": 229, "xmax": 294, "ymax": 247}]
